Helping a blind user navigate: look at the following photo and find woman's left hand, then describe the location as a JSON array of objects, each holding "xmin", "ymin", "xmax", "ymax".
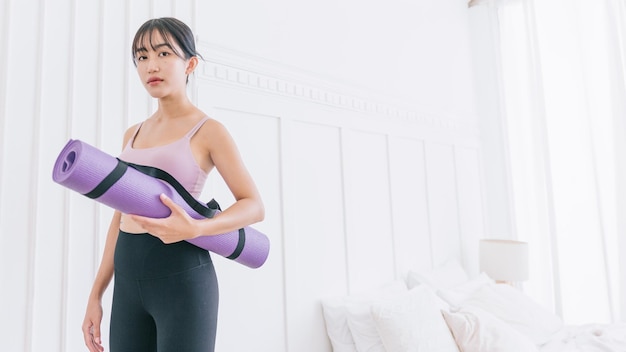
[{"xmin": 130, "ymin": 193, "xmax": 200, "ymax": 243}]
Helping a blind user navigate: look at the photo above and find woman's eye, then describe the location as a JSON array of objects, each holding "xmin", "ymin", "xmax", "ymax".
[
  {"xmin": 159, "ymin": 52, "xmax": 170, "ymax": 57},
  {"xmin": 136, "ymin": 56, "xmax": 147, "ymax": 61}
]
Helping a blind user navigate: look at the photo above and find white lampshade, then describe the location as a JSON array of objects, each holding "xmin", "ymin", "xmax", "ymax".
[{"xmin": 479, "ymin": 239, "xmax": 529, "ymax": 282}]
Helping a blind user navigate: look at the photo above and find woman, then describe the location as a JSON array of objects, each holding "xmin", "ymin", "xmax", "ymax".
[{"xmin": 81, "ymin": 17, "xmax": 264, "ymax": 352}]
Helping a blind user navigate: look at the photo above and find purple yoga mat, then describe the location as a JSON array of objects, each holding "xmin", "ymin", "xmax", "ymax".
[{"xmin": 52, "ymin": 139, "xmax": 269, "ymax": 269}]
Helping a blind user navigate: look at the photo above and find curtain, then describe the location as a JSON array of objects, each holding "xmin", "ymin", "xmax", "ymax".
[{"xmin": 488, "ymin": 0, "xmax": 626, "ymax": 324}]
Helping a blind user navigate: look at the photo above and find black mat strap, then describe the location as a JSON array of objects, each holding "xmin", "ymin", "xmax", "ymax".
[
  {"xmin": 206, "ymin": 198, "xmax": 221, "ymax": 211},
  {"xmin": 84, "ymin": 161, "xmax": 128, "ymax": 199},
  {"xmin": 226, "ymin": 228, "xmax": 246, "ymax": 259},
  {"xmin": 124, "ymin": 160, "xmax": 218, "ymax": 219}
]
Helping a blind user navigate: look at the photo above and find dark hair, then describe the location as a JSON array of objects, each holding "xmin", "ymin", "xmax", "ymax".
[{"xmin": 131, "ymin": 17, "xmax": 203, "ymax": 66}]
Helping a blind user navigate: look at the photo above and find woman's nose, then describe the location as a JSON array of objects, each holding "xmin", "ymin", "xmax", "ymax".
[{"xmin": 147, "ymin": 59, "xmax": 159, "ymax": 73}]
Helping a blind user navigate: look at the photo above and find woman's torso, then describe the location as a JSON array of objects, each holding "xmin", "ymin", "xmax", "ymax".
[{"xmin": 118, "ymin": 116, "xmax": 210, "ymax": 233}]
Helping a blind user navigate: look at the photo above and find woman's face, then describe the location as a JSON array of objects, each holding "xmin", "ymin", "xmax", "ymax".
[{"xmin": 133, "ymin": 30, "xmax": 194, "ymax": 99}]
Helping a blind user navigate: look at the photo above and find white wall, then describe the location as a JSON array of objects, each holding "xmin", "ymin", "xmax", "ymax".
[
  {"xmin": 195, "ymin": 0, "xmax": 479, "ymax": 122},
  {"xmin": 0, "ymin": 0, "xmax": 498, "ymax": 351},
  {"xmin": 191, "ymin": 46, "xmax": 486, "ymax": 351}
]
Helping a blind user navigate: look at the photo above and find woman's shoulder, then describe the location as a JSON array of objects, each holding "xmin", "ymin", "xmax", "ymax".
[
  {"xmin": 196, "ymin": 116, "xmax": 237, "ymax": 149},
  {"xmin": 197, "ymin": 116, "xmax": 229, "ymax": 137},
  {"xmin": 122, "ymin": 122, "xmax": 142, "ymax": 147},
  {"xmin": 124, "ymin": 122, "xmax": 142, "ymax": 134}
]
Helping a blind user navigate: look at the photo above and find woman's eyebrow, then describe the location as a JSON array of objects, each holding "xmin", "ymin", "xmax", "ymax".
[
  {"xmin": 134, "ymin": 43, "xmax": 173, "ymax": 55},
  {"xmin": 150, "ymin": 43, "xmax": 174, "ymax": 51}
]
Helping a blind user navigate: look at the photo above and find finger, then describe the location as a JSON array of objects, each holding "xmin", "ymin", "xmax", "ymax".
[
  {"xmin": 90, "ymin": 330, "xmax": 104, "ymax": 352},
  {"xmin": 160, "ymin": 193, "xmax": 184, "ymax": 214},
  {"xmin": 129, "ymin": 214, "xmax": 147, "ymax": 224},
  {"xmin": 88, "ymin": 333, "xmax": 103, "ymax": 352},
  {"xmin": 92, "ymin": 323, "xmax": 102, "ymax": 346},
  {"xmin": 82, "ymin": 323, "xmax": 91, "ymax": 346},
  {"xmin": 95, "ymin": 336, "xmax": 105, "ymax": 352},
  {"xmin": 160, "ymin": 192, "xmax": 172, "ymax": 204},
  {"xmin": 82, "ymin": 323, "xmax": 99, "ymax": 352}
]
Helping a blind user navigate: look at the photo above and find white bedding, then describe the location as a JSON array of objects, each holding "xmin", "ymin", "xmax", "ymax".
[
  {"xmin": 540, "ymin": 323, "xmax": 626, "ymax": 352},
  {"xmin": 321, "ymin": 261, "xmax": 626, "ymax": 352}
]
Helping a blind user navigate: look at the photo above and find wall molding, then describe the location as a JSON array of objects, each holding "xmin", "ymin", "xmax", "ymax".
[{"xmin": 196, "ymin": 41, "xmax": 480, "ymax": 138}]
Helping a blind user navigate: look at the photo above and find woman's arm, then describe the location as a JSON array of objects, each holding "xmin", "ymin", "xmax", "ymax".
[
  {"xmin": 82, "ymin": 126, "xmax": 137, "ymax": 351},
  {"xmin": 197, "ymin": 118, "xmax": 265, "ymax": 232},
  {"xmin": 81, "ymin": 211, "xmax": 120, "ymax": 352}
]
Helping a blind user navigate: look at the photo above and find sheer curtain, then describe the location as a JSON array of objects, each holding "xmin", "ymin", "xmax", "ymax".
[{"xmin": 482, "ymin": 0, "xmax": 626, "ymax": 324}]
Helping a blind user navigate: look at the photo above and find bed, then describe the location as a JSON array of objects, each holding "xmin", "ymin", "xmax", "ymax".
[{"xmin": 321, "ymin": 261, "xmax": 626, "ymax": 352}]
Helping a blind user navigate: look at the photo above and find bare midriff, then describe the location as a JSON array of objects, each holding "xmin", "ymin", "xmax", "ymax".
[{"xmin": 119, "ymin": 214, "xmax": 147, "ymax": 234}]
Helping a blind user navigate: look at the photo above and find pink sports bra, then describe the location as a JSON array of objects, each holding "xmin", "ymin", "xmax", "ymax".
[{"xmin": 119, "ymin": 117, "xmax": 210, "ymax": 198}]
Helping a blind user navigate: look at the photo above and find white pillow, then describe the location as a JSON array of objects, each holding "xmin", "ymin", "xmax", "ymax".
[
  {"xmin": 456, "ymin": 283, "xmax": 563, "ymax": 345},
  {"xmin": 321, "ymin": 281, "xmax": 407, "ymax": 352},
  {"xmin": 442, "ymin": 306, "xmax": 539, "ymax": 352},
  {"xmin": 321, "ymin": 297, "xmax": 359, "ymax": 352},
  {"xmin": 436, "ymin": 272, "xmax": 494, "ymax": 306},
  {"xmin": 343, "ymin": 281, "xmax": 408, "ymax": 352},
  {"xmin": 406, "ymin": 260, "xmax": 469, "ymax": 290},
  {"xmin": 370, "ymin": 286, "xmax": 460, "ymax": 352}
]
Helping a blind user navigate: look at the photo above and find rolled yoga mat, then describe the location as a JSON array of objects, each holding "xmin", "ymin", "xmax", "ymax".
[{"xmin": 52, "ymin": 139, "xmax": 270, "ymax": 269}]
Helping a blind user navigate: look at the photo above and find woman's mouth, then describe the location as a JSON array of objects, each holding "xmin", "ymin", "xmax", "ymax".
[{"xmin": 147, "ymin": 77, "xmax": 163, "ymax": 86}]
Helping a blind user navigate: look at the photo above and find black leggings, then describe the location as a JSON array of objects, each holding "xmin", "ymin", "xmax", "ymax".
[{"xmin": 111, "ymin": 231, "xmax": 219, "ymax": 352}]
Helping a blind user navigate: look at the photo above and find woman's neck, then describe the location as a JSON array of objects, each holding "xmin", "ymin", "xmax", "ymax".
[{"xmin": 155, "ymin": 95, "xmax": 196, "ymax": 120}]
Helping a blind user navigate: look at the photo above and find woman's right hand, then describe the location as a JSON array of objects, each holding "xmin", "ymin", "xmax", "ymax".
[{"xmin": 82, "ymin": 297, "xmax": 104, "ymax": 352}]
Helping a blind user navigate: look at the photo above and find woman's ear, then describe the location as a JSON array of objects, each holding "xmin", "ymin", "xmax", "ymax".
[{"xmin": 185, "ymin": 56, "xmax": 199, "ymax": 75}]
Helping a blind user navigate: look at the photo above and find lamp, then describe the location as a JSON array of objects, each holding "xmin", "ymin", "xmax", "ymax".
[{"xmin": 479, "ymin": 239, "xmax": 529, "ymax": 284}]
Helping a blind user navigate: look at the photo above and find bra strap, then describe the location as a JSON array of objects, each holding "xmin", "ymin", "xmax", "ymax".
[{"xmin": 186, "ymin": 117, "xmax": 210, "ymax": 138}]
